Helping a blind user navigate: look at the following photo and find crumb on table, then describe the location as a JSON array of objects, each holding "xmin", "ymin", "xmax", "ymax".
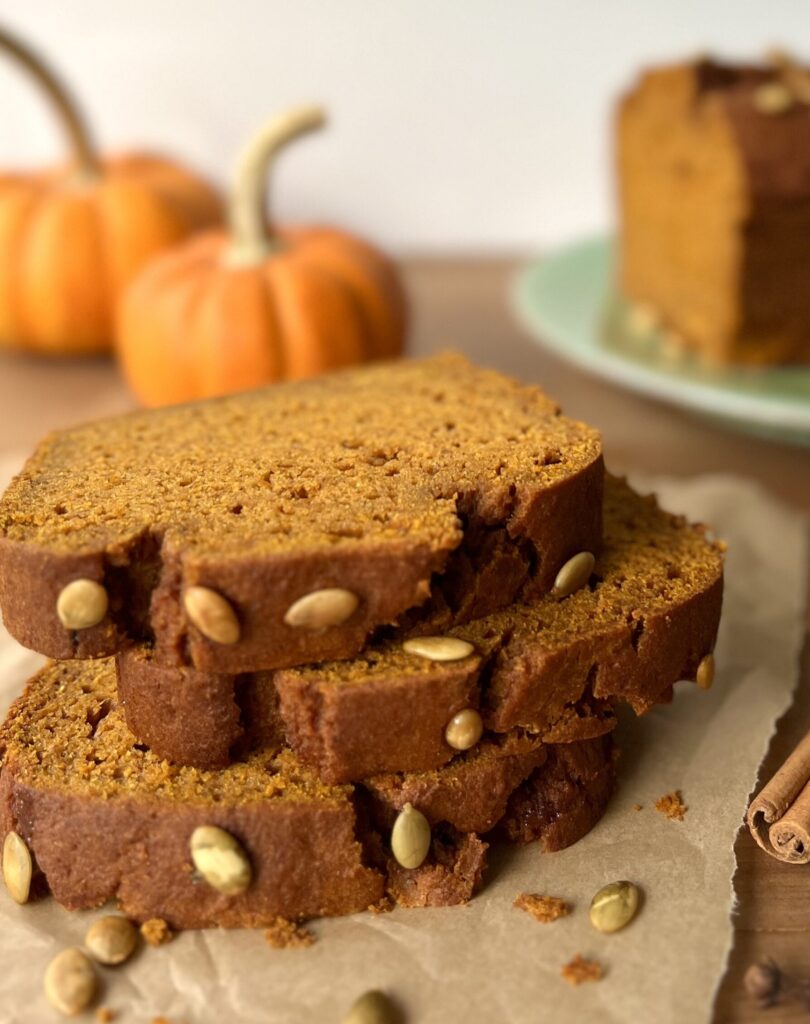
[
  {"xmin": 140, "ymin": 917, "xmax": 174, "ymax": 947},
  {"xmin": 561, "ymin": 954, "xmax": 604, "ymax": 985},
  {"xmin": 96, "ymin": 1010, "xmax": 116, "ymax": 1023},
  {"xmin": 655, "ymin": 790, "xmax": 687, "ymax": 821},
  {"xmin": 633, "ymin": 803, "xmax": 643, "ymax": 812},
  {"xmin": 264, "ymin": 917, "xmax": 316, "ymax": 949},
  {"xmin": 513, "ymin": 892, "xmax": 571, "ymax": 923}
]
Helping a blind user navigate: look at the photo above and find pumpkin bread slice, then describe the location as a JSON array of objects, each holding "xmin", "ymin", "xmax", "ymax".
[
  {"xmin": 116, "ymin": 477, "xmax": 722, "ymax": 781},
  {"xmin": 0, "ymin": 660, "xmax": 613, "ymax": 927},
  {"xmin": 379, "ymin": 734, "xmax": 616, "ymax": 909},
  {"xmin": 0, "ymin": 354, "xmax": 603, "ymax": 673}
]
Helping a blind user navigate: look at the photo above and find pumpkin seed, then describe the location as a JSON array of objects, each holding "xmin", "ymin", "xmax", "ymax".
[
  {"xmin": 2, "ymin": 831, "xmax": 32, "ymax": 904},
  {"xmin": 444, "ymin": 708, "xmax": 484, "ymax": 751},
  {"xmin": 284, "ymin": 588, "xmax": 359, "ymax": 629},
  {"xmin": 85, "ymin": 915, "xmax": 138, "ymax": 965},
  {"xmin": 589, "ymin": 880, "xmax": 640, "ymax": 933},
  {"xmin": 342, "ymin": 989, "xmax": 400, "ymax": 1024},
  {"xmin": 391, "ymin": 803, "xmax": 431, "ymax": 870},
  {"xmin": 753, "ymin": 81, "xmax": 794, "ymax": 114},
  {"xmin": 44, "ymin": 948, "xmax": 97, "ymax": 1016},
  {"xmin": 551, "ymin": 552, "xmax": 595, "ymax": 599},
  {"xmin": 183, "ymin": 587, "xmax": 241, "ymax": 644},
  {"xmin": 402, "ymin": 636, "xmax": 474, "ymax": 662},
  {"xmin": 56, "ymin": 579, "xmax": 108, "ymax": 631},
  {"xmin": 190, "ymin": 825, "xmax": 252, "ymax": 895},
  {"xmin": 696, "ymin": 653, "xmax": 715, "ymax": 691}
]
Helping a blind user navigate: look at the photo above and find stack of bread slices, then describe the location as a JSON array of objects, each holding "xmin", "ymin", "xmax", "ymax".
[{"xmin": 0, "ymin": 355, "xmax": 723, "ymax": 928}]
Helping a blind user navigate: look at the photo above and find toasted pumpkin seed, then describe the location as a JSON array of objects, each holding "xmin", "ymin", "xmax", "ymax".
[
  {"xmin": 402, "ymin": 636, "xmax": 474, "ymax": 662},
  {"xmin": 342, "ymin": 989, "xmax": 400, "ymax": 1024},
  {"xmin": 44, "ymin": 948, "xmax": 97, "ymax": 1016},
  {"xmin": 56, "ymin": 579, "xmax": 108, "ymax": 631},
  {"xmin": 391, "ymin": 803, "xmax": 431, "ymax": 870},
  {"xmin": 2, "ymin": 831, "xmax": 32, "ymax": 904},
  {"xmin": 85, "ymin": 915, "xmax": 138, "ymax": 965},
  {"xmin": 445, "ymin": 708, "xmax": 484, "ymax": 751},
  {"xmin": 696, "ymin": 653, "xmax": 715, "ymax": 691},
  {"xmin": 552, "ymin": 552, "xmax": 595, "ymax": 599},
  {"xmin": 284, "ymin": 588, "xmax": 359, "ymax": 629},
  {"xmin": 183, "ymin": 587, "xmax": 240, "ymax": 644},
  {"xmin": 589, "ymin": 880, "xmax": 640, "ymax": 933},
  {"xmin": 190, "ymin": 825, "xmax": 252, "ymax": 895}
]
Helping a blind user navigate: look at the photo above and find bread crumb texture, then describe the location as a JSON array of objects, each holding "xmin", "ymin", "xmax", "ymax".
[
  {"xmin": 0, "ymin": 659, "xmax": 353, "ymax": 807},
  {"xmin": 264, "ymin": 917, "xmax": 316, "ymax": 949},
  {"xmin": 513, "ymin": 892, "xmax": 572, "ymax": 923},
  {"xmin": 0, "ymin": 354, "xmax": 600, "ymax": 558},
  {"xmin": 561, "ymin": 954, "xmax": 604, "ymax": 985},
  {"xmin": 140, "ymin": 918, "xmax": 174, "ymax": 947},
  {"xmin": 655, "ymin": 790, "xmax": 687, "ymax": 821}
]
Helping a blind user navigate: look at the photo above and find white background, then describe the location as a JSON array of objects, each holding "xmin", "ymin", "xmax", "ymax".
[{"xmin": 0, "ymin": 0, "xmax": 805, "ymax": 251}]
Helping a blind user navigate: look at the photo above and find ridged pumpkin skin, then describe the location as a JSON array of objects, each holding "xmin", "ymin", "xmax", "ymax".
[
  {"xmin": 117, "ymin": 224, "xmax": 407, "ymax": 406},
  {"xmin": 0, "ymin": 27, "xmax": 224, "ymax": 355},
  {"xmin": 0, "ymin": 156, "xmax": 222, "ymax": 355}
]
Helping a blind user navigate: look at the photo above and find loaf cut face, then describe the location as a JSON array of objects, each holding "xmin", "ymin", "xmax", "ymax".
[
  {"xmin": 116, "ymin": 477, "xmax": 723, "ymax": 781},
  {"xmin": 618, "ymin": 57, "xmax": 810, "ymax": 364},
  {"xmin": 0, "ymin": 660, "xmax": 614, "ymax": 927},
  {"xmin": 0, "ymin": 354, "xmax": 603, "ymax": 671}
]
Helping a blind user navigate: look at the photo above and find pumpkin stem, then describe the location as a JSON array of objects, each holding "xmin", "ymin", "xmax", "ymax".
[
  {"xmin": 226, "ymin": 105, "xmax": 326, "ymax": 266},
  {"xmin": 0, "ymin": 26, "xmax": 99, "ymax": 179}
]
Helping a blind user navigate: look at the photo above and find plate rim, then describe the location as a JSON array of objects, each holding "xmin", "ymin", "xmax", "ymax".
[{"xmin": 512, "ymin": 236, "xmax": 810, "ymax": 434}]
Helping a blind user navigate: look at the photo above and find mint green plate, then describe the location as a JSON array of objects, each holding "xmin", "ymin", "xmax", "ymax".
[{"xmin": 513, "ymin": 236, "xmax": 810, "ymax": 446}]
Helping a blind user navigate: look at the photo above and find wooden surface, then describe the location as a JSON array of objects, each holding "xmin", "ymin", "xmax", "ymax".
[{"xmin": 0, "ymin": 258, "xmax": 808, "ymax": 1021}]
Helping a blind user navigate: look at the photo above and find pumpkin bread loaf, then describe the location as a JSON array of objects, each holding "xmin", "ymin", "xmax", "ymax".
[
  {"xmin": 0, "ymin": 355, "xmax": 603, "ymax": 672},
  {"xmin": 618, "ymin": 55, "xmax": 810, "ymax": 364},
  {"xmin": 116, "ymin": 477, "xmax": 723, "ymax": 781},
  {"xmin": 0, "ymin": 660, "xmax": 614, "ymax": 927}
]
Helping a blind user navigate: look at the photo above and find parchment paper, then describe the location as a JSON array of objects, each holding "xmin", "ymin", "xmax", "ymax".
[{"xmin": 0, "ymin": 463, "xmax": 806, "ymax": 1024}]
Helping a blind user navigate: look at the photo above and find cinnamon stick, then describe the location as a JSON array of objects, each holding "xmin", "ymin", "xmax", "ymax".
[{"xmin": 747, "ymin": 731, "xmax": 810, "ymax": 864}]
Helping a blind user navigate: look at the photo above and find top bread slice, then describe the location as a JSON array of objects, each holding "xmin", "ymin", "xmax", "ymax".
[{"xmin": 0, "ymin": 354, "xmax": 603, "ymax": 673}]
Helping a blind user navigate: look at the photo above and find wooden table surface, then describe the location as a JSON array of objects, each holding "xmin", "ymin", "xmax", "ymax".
[{"xmin": 0, "ymin": 258, "xmax": 808, "ymax": 1022}]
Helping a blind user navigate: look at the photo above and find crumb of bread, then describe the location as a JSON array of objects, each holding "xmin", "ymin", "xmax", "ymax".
[
  {"xmin": 655, "ymin": 790, "xmax": 687, "ymax": 821},
  {"xmin": 513, "ymin": 892, "xmax": 571, "ymax": 923},
  {"xmin": 369, "ymin": 896, "xmax": 395, "ymax": 915},
  {"xmin": 96, "ymin": 1010, "xmax": 116, "ymax": 1023},
  {"xmin": 264, "ymin": 917, "xmax": 316, "ymax": 949},
  {"xmin": 633, "ymin": 803, "xmax": 643, "ymax": 812},
  {"xmin": 561, "ymin": 954, "xmax": 604, "ymax": 985},
  {"xmin": 140, "ymin": 918, "xmax": 174, "ymax": 946}
]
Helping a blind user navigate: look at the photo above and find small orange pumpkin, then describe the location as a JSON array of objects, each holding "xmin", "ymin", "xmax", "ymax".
[
  {"xmin": 0, "ymin": 27, "xmax": 223, "ymax": 355},
  {"xmin": 117, "ymin": 106, "xmax": 407, "ymax": 406}
]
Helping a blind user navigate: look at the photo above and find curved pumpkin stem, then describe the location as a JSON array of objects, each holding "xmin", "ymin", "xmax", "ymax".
[
  {"xmin": 226, "ymin": 105, "xmax": 326, "ymax": 266},
  {"xmin": 0, "ymin": 25, "xmax": 100, "ymax": 179}
]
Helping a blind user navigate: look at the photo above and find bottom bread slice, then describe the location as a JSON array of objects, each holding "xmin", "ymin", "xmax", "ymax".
[{"xmin": 0, "ymin": 661, "xmax": 615, "ymax": 928}]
